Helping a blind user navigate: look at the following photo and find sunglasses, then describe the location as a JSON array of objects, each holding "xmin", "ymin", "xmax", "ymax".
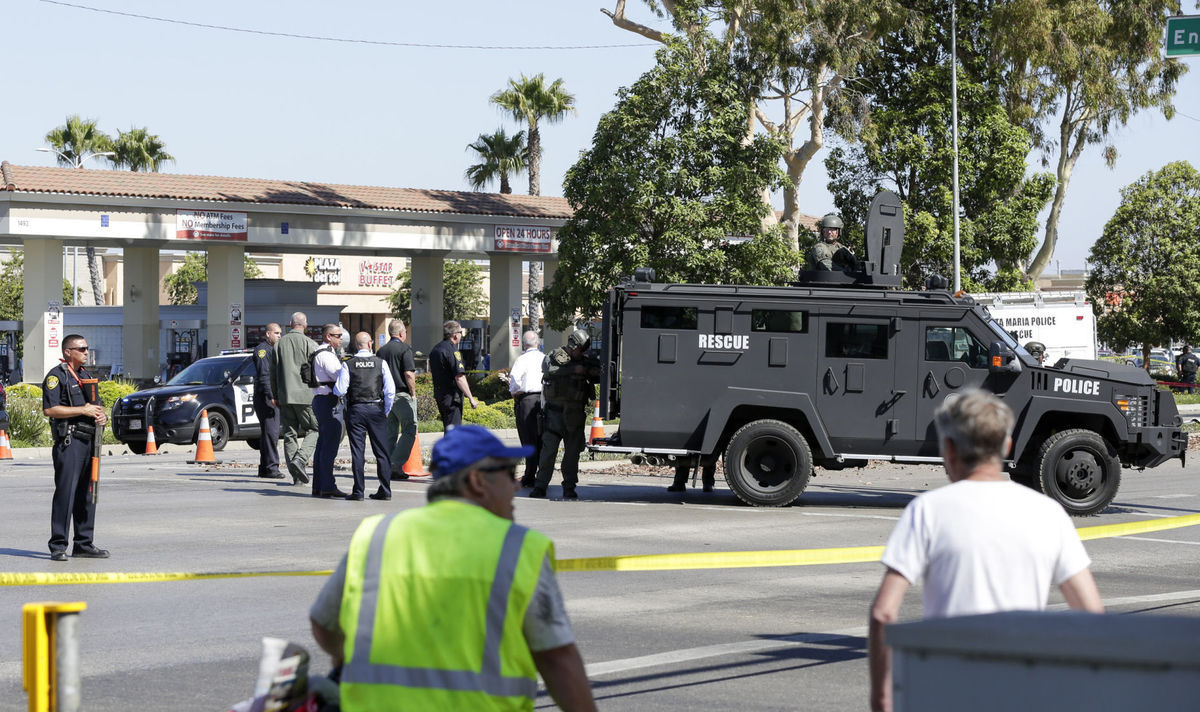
[
  {"xmin": 68, "ymin": 346, "xmax": 89, "ymax": 352},
  {"xmin": 478, "ymin": 463, "xmax": 518, "ymax": 479}
]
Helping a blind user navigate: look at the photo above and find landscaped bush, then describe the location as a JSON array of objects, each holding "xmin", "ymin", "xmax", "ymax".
[
  {"xmin": 463, "ymin": 402, "xmax": 517, "ymax": 429},
  {"xmin": 469, "ymin": 371, "xmax": 512, "ymax": 404},
  {"xmin": 6, "ymin": 396, "xmax": 49, "ymax": 446},
  {"xmin": 7, "ymin": 383, "xmax": 43, "ymax": 399},
  {"xmin": 98, "ymin": 378, "xmax": 138, "ymax": 409},
  {"xmin": 490, "ymin": 399, "xmax": 515, "ymax": 417}
]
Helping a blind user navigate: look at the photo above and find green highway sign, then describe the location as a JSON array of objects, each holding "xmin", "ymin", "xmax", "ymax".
[{"xmin": 1166, "ymin": 15, "xmax": 1200, "ymax": 57}]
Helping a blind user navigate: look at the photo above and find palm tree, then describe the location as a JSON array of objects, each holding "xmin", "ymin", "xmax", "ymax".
[
  {"xmin": 489, "ymin": 74, "xmax": 576, "ymax": 197},
  {"xmin": 464, "ymin": 129, "xmax": 527, "ymax": 194},
  {"xmin": 490, "ymin": 75, "xmax": 575, "ymax": 329},
  {"xmin": 110, "ymin": 127, "xmax": 174, "ymax": 172},
  {"xmin": 45, "ymin": 115, "xmax": 114, "ymax": 306}
]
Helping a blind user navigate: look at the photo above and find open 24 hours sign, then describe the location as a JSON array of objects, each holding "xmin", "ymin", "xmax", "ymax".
[{"xmin": 177, "ymin": 210, "xmax": 248, "ymax": 241}]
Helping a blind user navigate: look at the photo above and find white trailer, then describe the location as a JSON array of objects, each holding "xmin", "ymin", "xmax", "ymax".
[{"xmin": 972, "ymin": 291, "xmax": 1097, "ymax": 363}]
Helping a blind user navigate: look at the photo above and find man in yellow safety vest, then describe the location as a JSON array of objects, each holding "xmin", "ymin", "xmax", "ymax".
[{"xmin": 309, "ymin": 424, "xmax": 598, "ymax": 711}]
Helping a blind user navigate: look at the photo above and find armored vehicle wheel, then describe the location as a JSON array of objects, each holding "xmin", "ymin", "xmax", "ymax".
[
  {"xmin": 1036, "ymin": 429, "xmax": 1121, "ymax": 516},
  {"xmin": 724, "ymin": 419, "xmax": 812, "ymax": 506}
]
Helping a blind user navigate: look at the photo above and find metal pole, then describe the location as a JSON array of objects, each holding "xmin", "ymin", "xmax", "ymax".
[
  {"xmin": 54, "ymin": 611, "xmax": 82, "ymax": 712},
  {"xmin": 951, "ymin": 0, "xmax": 961, "ymax": 293},
  {"xmin": 72, "ymin": 246, "xmax": 79, "ymax": 306}
]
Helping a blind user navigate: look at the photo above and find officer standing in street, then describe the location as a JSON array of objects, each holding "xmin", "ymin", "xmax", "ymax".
[
  {"xmin": 507, "ymin": 330, "xmax": 545, "ymax": 488},
  {"xmin": 311, "ymin": 324, "xmax": 347, "ymax": 498},
  {"xmin": 42, "ymin": 334, "xmax": 109, "ymax": 561},
  {"xmin": 376, "ymin": 319, "xmax": 416, "ymax": 479},
  {"xmin": 806, "ymin": 213, "xmax": 856, "ymax": 272},
  {"xmin": 334, "ymin": 332, "xmax": 396, "ymax": 501},
  {"xmin": 270, "ymin": 312, "xmax": 316, "ymax": 487},
  {"xmin": 429, "ymin": 320, "xmax": 478, "ymax": 429},
  {"xmin": 1178, "ymin": 345, "xmax": 1199, "ymax": 394},
  {"xmin": 253, "ymin": 323, "xmax": 284, "ymax": 479},
  {"xmin": 530, "ymin": 330, "xmax": 600, "ymax": 500}
]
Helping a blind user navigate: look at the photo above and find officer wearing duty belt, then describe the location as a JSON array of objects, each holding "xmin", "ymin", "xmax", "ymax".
[
  {"xmin": 42, "ymin": 334, "xmax": 110, "ymax": 561},
  {"xmin": 333, "ymin": 332, "xmax": 395, "ymax": 501},
  {"xmin": 529, "ymin": 330, "xmax": 600, "ymax": 500}
]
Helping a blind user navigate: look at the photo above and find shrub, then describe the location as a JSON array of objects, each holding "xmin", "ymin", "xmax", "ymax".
[
  {"xmin": 490, "ymin": 399, "xmax": 515, "ymax": 417},
  {"xmin": 470, "ymin": 371, "xmax": 512, "ymax": 404},
  {"xmin": 463, "ymin": 402, "xmax": 517, "ymax": 429},
  {"xmin": 6, "ymin": 396, "xmax": 49, "ymax": 445},
  {"xmin": 98, "ymin": 378, "xmax": 138, "ymax": 410},
  {"xmin": 8, "ymin": 383, "xmax": 43, "ymax": 399}
]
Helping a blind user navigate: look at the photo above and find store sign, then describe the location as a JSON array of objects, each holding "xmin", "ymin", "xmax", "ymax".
[
  {"xmin": 359, "ymin": 260, "xmax": 395, "ymax": 287},
  {"xmin": 305, "ymin": 256, "xmax": 341, "ymax": 285},
  {"xmin": 176, "ymin": 210, "xmax": 248, "ymax": 241},
  {"xmin": 495, "ymin": 225, "xmax": 552, "ymax": 253},
  {"xmin": 46, "ymin": 300, "xmax": 62, "ymax": 349}
]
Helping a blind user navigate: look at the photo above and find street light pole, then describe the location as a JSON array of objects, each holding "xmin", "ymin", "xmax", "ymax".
[
  {"xmin": 951, "ymin": 0, "xmax": 962, "ymax": 293},
  {"xmin": 36, "ymin": 146, "xmax": 114, "ymax": 169}
]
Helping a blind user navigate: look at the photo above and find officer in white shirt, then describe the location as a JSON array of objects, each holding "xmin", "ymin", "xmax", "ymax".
[
  {"xmin": 506, "ymin": 331, "xmax": 545, "ymax": 488},
  {"xmin": 311, "ymin": 324, "xmax": 347, "ymax": 498},
  {"xmin": 867, "ymin": 389, "xmax": 1104, "ymax": 712},
  {"xmin": 334, "ymin": 332, "xmax": 396, "ymax": 501}
]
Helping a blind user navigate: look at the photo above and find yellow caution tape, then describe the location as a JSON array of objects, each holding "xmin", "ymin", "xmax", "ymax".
[
  {"xmin": 0, "ymin": 569, "xmax": 332, "ymax": 587},
  {"xmin": 5, "ymin": 511, "xmax": 1200, "ymax": 585}
]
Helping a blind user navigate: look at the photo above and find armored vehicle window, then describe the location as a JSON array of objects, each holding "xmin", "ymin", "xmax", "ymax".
[
  {"xmin": 640, "ymin": 305, "xmax": 698, "ymax": 330},
  {"xmin": 751, "ymin": 309, "xmax": 807, "ymax": 333},
  {"xmin": 825, "ymin": 323, "xmax": 888, "ymax": 359},
  {"xmin": 925, "ymin": 327, "xmax": 988, "ymax": 368}
]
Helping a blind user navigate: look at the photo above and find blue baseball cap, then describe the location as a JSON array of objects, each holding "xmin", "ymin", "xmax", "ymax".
[{"xmin": 430, "ymin": 425, "xmax": 534, "ymax": 478}]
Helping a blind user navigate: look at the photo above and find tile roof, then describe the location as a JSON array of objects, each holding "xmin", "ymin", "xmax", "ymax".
[{"xmin": 0, "ymin": 162, "xmax": 572, "ymax": 220}]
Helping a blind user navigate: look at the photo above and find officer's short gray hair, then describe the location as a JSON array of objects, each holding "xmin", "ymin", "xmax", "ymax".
[
  {"xmin": 933, "ymin": 389, "xmax": 1014, "ymax": 469},
  {"xmin": 443, "ymin": 320, "xmax": 462, "ymax": 339},
  {"xmin": 389, "ymin": 320, "xmax": 405, "ymax": 337},
  {"xmin": 521, "ymin": 330, "xmax": 539, "ymax": 350}
]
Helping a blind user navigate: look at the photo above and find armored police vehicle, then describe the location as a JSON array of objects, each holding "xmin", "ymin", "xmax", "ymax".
[
  {"xmin": 591, "ymin": 191, "xmax": 1186, "ymax": 516},
  {"xmin": 112, "ymin": 352, "xmax": 262, "ymax": 452}
]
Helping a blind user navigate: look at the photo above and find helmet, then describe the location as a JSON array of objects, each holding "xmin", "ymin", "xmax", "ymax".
[
  {"xmin": 820, "ymin": 213, "xmax": 844, "ymax": 231},
  {"xmin": 568, "ymin": 330, "xmax": 591, "ymax": 350}
]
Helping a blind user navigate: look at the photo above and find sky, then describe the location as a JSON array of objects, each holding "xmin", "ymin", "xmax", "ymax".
[{"xmin": 4, "ymin": 0, "xmax": 1199, "ymax": 273}]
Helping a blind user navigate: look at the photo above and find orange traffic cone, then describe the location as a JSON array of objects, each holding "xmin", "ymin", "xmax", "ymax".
[
  {"xmin": 186, "ymin": 409, "xmax": 220, "ymax": 464},
  {"xmin": 0, "ymin": 429, "xmax": 12, "ymax": 460},
  {"xmin": 589, "ymin": 400, "xmax": 606, "ymax": 444},
  {"xmin": 402, "ymin": 433, "xmax": 430, "ymax": 477},
  {"xmin": 142, "ymin": 425, "xmax": 158, "ymax": 455}
]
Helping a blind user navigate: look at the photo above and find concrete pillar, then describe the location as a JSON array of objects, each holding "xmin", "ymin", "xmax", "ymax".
[
  {"xmin": 410, "ymin": 253, "xmax": 446, "ymax": 355},
  {"xmin": 122, "ymin": 247, "xmax": 160, "ymax": 381},
  {"xmin": 22, "ymin": 238, "xmax": 64, "ymax": 382},
  {"xmin": 542, "ymin": 259, "xmax": 566, "ymax": 351},
  {"xmin": 205, "ymin": 244, "xmax": 246, "ymax": 353},
  {"xmin": 488, "ymin": 253, "xmax": 524, "ymax": 371}
]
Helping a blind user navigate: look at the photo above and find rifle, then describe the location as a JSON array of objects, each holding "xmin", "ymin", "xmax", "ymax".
[{"xmin": 81, "ymin": 378, "xmax": 102, "ymax": 504}]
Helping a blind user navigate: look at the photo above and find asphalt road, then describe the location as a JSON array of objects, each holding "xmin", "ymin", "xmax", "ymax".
[{"xmin": 1, "ymin": 445, "xmax": 1198, "ymax": 711}]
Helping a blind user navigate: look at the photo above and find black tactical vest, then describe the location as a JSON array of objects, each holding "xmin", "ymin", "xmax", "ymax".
[{"xmin": 347, "ymin": 356, "xmax": 384, "ymax": 404}]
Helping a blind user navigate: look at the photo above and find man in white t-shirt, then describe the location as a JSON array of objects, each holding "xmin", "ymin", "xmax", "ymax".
[{"xmin": 868, "ymin": 389, "xmax": 1104, "ymax": 712}]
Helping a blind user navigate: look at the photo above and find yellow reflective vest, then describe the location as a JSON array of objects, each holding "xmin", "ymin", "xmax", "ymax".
[{"xmin": 339, "ymin": 499, "xmax": 554, "ymax": 711}]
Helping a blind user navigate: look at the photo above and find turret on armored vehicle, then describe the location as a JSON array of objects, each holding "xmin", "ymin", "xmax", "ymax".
[{"xmin": 591, "ymin": 191, "xmax": 1185, "ymax": 516}]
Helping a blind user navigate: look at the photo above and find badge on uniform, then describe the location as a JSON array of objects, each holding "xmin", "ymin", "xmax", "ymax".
[
  {"xmin": 46, "ymin": 375, "xmax": 59, "ymax": 390},
  {"xmin": 454, "ymin": 352, "xmax": 462, "ymax": 361},
  {"xmin": 257, "ymin": 349, "xmax": 267, "ymax": 358}
]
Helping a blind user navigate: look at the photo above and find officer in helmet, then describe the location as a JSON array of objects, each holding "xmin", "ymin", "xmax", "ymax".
[
  {"xmin": 807, "ymin": 213, "xmax": 857, "ymax": 272},
  {"xmin": 1025, "ymin": 341, "xmax": 1047, "ymax": 366},
  {"xmin": 529, "ymin": 329, "xmax": 601, "ymax": 500}
]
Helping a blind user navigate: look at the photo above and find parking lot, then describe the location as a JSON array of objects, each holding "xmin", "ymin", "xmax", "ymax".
[{"xmin": 2, "ymin": 446, "xmax": 1199, "ymax": 710}]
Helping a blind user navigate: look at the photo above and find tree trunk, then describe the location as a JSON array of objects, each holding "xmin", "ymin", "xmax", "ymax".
[
  {"xmin": 528, "ymin": 125, "xmax": 541, "ymax": 196},
  {"xmin": 528, "ymin": 261, "xmax": 542, "ymax": 332},
  {"xmin": 86, "ymin": 245, "xmax": 104, "ymax": 305},
  {"xmin": 1026, "ymin": 109, "xmax": 1088, "ymax": 282},
  {"xmin": 500, "ymin": 173, "xmax": 511, "ymax": 194}
]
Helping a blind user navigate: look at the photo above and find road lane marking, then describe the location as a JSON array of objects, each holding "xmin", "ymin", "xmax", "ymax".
[{"xmin": 1121, "ymin": 536, "xmax": 1200, "ymax": 546}]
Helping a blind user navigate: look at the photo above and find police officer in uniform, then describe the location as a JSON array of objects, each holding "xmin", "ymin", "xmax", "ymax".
[
  {"xmin": 1178, "ymin": 345, "xmax": 1200, "ymax": 394},
  {"xmin": 1025, "ymin": 341, "xmax": 1048, "ymax": 366},
  {"xmin": 807, "ymin": 213, "xmax": 857, "ymax": 271},
  {"xmin": 529, "ymin": 330, "xmax": 600, "ymax": 500},
  {"xmin": 429, "ymin": 320, "xmax": 478, "ymax": 429},
  {"xmin": 253, "ymin": 323, "xmax": 284, "ymax": 478},
  {"xmin": 334, "ymin": 332, "xmax": 396, "ymax": 500},
  {"xmin": 42, "ymin": 334, "xmax": 109, "ymax": 561}
]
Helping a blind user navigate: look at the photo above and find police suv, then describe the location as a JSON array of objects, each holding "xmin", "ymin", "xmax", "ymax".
[
  {"xmin": 592, "ymin": 192, "xmax": 1186, "ymax": 516},
  {"xmin": 112, "ymin": 352, "xmax": 262, "ymax": 452}
]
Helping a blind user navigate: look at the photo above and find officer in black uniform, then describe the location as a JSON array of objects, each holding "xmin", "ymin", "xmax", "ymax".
[
  {"xmin": 334, "ymin": 332, "xmax": 396, "ymax": 500},
  {"xmin": 429, "ymin": 320, "xmax": 478, "ymax": 429},
  {"xmin": 253, "ymin": 322, "xmax": 284, "ymax": 478},
  {"xmin": 530, "ymin": 329, "xmax": 601, "ymax": 500},
  {"xmin": 42, "ymin": 334, "xmax": 109, "ymax": 562}
]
